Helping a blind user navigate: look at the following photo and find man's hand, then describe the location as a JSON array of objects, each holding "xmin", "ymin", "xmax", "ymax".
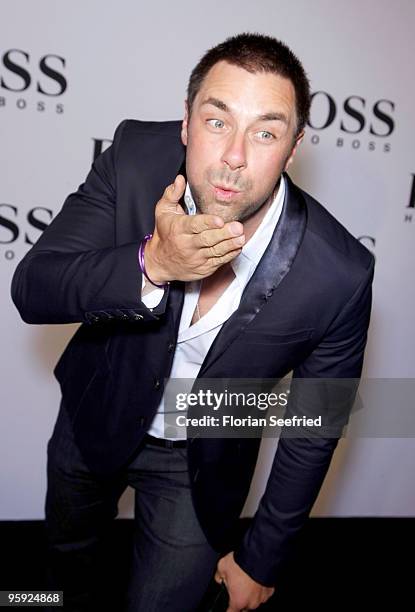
[
  {"xmin": 214, "ymin": 551, "xmax": 275, "ymax": 611},
  {"xmin": 144, "ymin": 175, "xmax": 245, "ymax": 284}
]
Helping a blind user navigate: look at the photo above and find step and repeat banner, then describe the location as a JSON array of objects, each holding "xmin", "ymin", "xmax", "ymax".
[{"xmin": 1, "ymin": 0, "xmax": 414, "ymax": 518}]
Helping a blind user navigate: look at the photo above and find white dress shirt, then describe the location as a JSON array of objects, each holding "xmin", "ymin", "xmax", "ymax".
[{"xmin": 143, "ymin": 176, "xmax": 286, "ymax": 439}]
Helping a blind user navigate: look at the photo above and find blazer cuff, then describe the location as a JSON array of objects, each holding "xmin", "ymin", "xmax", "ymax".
[
  {"xmin": 233, "ymin": 545, "xmax": 281, "ymax": 588},
  {"xmin": 84, "ymin": 242, "xmax": 169, "ymax": 324}
]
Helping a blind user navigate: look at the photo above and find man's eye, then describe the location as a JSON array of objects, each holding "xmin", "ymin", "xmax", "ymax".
[
  {"xmin": 207, "ymin": 119, "xmax": 225, "ymax": 129},
  {"xmin": 257, "ymin": 131, "xmax": 274, "ymax": 140}
]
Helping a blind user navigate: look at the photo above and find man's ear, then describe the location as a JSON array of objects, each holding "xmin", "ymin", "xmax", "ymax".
[
  {"xmin": 181, "ymin": 100, "xmax": 189, "ymax": 146},
  {"xmin": 284, "ymin": 131, "xmax": 304, "ymax": 171}
]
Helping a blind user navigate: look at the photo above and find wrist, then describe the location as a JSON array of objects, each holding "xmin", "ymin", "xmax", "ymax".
[{"xmin": 142, "ymin": 235, "xmax": 170, "ymax": 285}]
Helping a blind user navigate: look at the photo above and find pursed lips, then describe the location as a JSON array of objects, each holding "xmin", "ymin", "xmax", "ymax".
[
  {"xmin": 212, "ymin": 183, "xmax": 241, "ymax": 193},
  {"xmin": 216, "ymin": 186, "xmax": 239, "ymax": 192},
  {"xmin": 212, "ymin": 184, "xmax": 242, "ymax": 201}
]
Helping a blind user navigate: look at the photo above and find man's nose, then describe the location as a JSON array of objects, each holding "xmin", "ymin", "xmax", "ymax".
[{"xmin": 220, "ymin": 132, "xmax": 247, "ymax": 171}]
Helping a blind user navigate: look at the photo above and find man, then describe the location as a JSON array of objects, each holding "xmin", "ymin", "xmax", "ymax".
[{"xmin": 11, "ymin": 33, "xmax": 374, "ymax": 612}]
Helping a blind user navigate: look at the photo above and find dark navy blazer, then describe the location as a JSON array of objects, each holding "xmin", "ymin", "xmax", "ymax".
[{"xmin": 11, "ymin": 119, "xmax": 375, "ymax": 586}]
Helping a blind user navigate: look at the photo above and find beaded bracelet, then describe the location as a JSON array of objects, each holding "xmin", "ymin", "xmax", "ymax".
[{"xmin": 138, "ymin": 233, "xmax": 170, "ymax": 289}]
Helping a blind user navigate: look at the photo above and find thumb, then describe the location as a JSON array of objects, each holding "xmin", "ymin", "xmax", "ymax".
[
  {"xmin": 157, "ymin": 174, "xmax": 186, "ymax": 217},
  {"xmin": 214, "ymin": 570, "xmax": 224, "ymax": 584},
  {"xmin": 165, "ymin": 174, "xmax": 186, "ymax": 204}
]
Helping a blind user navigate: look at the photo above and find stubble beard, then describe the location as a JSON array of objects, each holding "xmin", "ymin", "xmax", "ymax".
[{"xmin": 189, "ymin": 178, "xmax": 280, "ymax": 224}]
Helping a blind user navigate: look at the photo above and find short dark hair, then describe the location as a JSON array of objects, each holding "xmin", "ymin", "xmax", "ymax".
[{"xmin": 187, "ymin": 32, "xmax": 311, "ymax": 137}]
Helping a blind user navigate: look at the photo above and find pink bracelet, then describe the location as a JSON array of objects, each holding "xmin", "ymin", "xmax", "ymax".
[{"xmin": 138, "ymin": 233, "xmax": 170, "ymax": 289}]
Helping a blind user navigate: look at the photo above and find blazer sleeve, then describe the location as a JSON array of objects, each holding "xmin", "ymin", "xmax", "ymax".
[
  {"xmin": 10, "ymin": 120, "xmax": 169, "ymax": 325},
  {"xmin": 233, "ymin": 254, "xmax": 375, "ymax": 587}
]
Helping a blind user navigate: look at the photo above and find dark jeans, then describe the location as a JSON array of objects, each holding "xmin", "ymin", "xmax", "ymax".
[{"xmin": 45, "ymin": 401, "xmax": 221, "ymax": 611}]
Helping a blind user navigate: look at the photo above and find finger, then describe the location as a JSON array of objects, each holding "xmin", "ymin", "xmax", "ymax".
[
  {"xmin": 196, "ymin": 221, "xmax": 244, "ymax": 248},
  {"xmin": 206, "ymin": 247, "xmax": 242, "ymax": 270},
  {"xmin": 200, "ymin": 235, "xmax": 245, "ymax": 258},
  {"xmin": 186, "ymin": 213, "xmax": 225, "ymax": 234}
]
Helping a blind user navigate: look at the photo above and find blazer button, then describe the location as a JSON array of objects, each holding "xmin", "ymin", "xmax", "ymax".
[
  {"xmin": 154, "ymin": 379, "xmax": 161, "ymax": 390},
  {"xmin": 167, "ymin": 342, "xmax": 175, "ymax": 353},
  {"xmin": 134, "ymin": 314, "xmax": 144, "ymax": 321}
]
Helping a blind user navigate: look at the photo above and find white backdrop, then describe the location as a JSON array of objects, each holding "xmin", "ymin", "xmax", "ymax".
[{"xmin": 1, "ymin": 0, "xmax": 414, "ymax": 519}]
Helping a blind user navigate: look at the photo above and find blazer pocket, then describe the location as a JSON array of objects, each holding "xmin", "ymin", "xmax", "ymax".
[{"xmin": 242, "ymin": 328, "xmax": 314, "ymax": 345}]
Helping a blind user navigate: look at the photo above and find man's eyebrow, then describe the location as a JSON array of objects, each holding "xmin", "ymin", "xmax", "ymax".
[
  {"xmin": 257, "ymin": 111, "xmax": 288, "ymax": 124},
  {"xmin": 200, "ymin": 97, "xmax": 288, "ymax": 124},
  {"xmin": 201, "ymin": 97, "xmax": 229, "ymax": 112}
]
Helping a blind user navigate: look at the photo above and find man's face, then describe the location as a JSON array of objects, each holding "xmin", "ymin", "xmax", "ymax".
[{"xmin": 181, "ymin": 60, "xmax": 303, "ymax": 223}]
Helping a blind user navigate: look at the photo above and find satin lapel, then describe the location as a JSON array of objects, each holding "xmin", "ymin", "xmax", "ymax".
[{"xmin": 198, "ymin": 173, "xmax": 308, "ymax": 377}]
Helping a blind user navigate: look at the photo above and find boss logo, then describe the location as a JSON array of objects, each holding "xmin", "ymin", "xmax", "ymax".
[
  {"xmin": 307, "ymin": 92, "xmax": 395, "ymax": 152},
  {"xmin": 0, "ymin": 204, "xmax": 53, "ymax": 259},
  {"xmin": 0, "ymin": 49, "xmax": 67, "ymax": 113}
]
